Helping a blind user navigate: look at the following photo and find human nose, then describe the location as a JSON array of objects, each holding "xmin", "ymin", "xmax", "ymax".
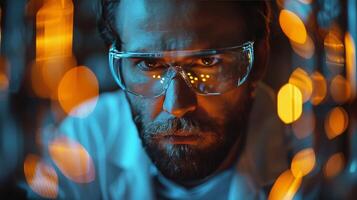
[{"xmin": 163, "ymin": 73, "xmax": 197, "ymax": 118}]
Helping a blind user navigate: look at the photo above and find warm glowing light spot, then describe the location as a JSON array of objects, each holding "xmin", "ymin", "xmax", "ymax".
[
  {"xmin": 324, "ymin": 153, "xmax": 345, "ymax": 178},
  {"xmin": 0, "ymin": 73, "xmax": 9, "ymax": 91},
  {"xmin": 291, "ymin": 148, "xmax": 316, "ymax": 178},
  {"xmin": 0, "ymin": 57, "xmax": 9, "ymax": 92},
  {"xmin": 289, "ymin": 67, "xmax": 313, "ymax": 102},
  {"xmin": 200, "ymin": 74, "xmax": 204, "ymax": 78},
  {"xmin": 157, "ymin": 75, "xmax": 161, "ymax": 79},
  {"xmin": 206, "ymin": 75, "xmax": 210, "ymax": 78},
  {"xmin": 202, "ymin": 78, "xmax": 207, "ymax": 82},
  {"xmin": 24, "ymin": 154, "xmax": 58, "ymax": 199},
  {"xmin": 310, "ymin": 71, "xmax": 327, "ymax": 105},
  {"xmin": 298, "ymin": 0, "xmax": 313, "ymax": 4},
  {"xmin": 290, "ymin": 34, "xmax": 315, "ymax": 59},
  {"xmin": 187, "ymin": 73, "xmax": 191, "ymax": 76},
  {"xmin": 345, "ymin": 33, "xmax": 356, "ymax": 100},
  {"xmin": 279, "ymin": 9, "xmax": 307, "ymax": 44},
  {"xmin": 36, "ymin": 0, "xmax": 74, "ymax": 60},
  {"xmin": 325, "ymin": 107, "xmax": 349, "ymax": 139},
  {"xmin": 152, "ymin": 75, "xmax": 156, "ymax": 78},
  {"xmin": 189, "ymin": 76, "xmax": 194, "ymax": 80},
  {"xmin": 190, "ymin": 80, "xmax": 194, "ymax": 84},
  {"xmin": 277, "ymin": 83, "xmax": 303, "ymax": 124},
  {"xmin": 292, "ymin": 109, "xmax": 315, "ymax": 139},
  {"xmin": 268, "ymin": 170, "xmax": 302, "ymax": 200},
  {"xmin": 40, "ymin": 58, "xmax": 77, "ymax": 99},
  {"xmin": 324, "ymin": 30, "xmax": 345, "ymax": 65},
  {"xmin": 49, "ymin": 136, "xmax": 95, "ymax": 183},
  {"xmin": 330, "ymin": 75, "xmax": 351, "ymax": 104},
  {"xmin": 194, "ymin": 77, "xmax": 198, "ymax": 81},
  {"xmin": 58, "ymin": 66, "xmax": 99, "ymax": 118},
  {"xmin": 34, "ymin": 0, "xmax": 75, "ymax": 99}
]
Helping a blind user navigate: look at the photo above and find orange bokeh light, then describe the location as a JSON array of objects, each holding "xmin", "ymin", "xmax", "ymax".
[
  {"xmin": 290, "ymin": 34, "xmax": 315, "ymax": 59},
  {"xmin": 58, "ymin": 66, "xmax": 99, "ymax": 118},
  {"xmin": 24, "ymin": 154, "xmax": 58, "ymax": 199},
  {"xmin": 330, "ymin": 75, "xmax": 351, "ymax": 104},
  {"xmin": 268, "ymin": 169, "xmax": 302, "ymax": 200},
  {"xmin": 277, "ymin": 83, "xmax": 303, "ymax": 124},
  {"xmin": 289, "ymin": 67, "xmax": 313, "ymax": 102},
  {"xmin": 291, "ymin": 148, "xmax": 316, "ymax": 178},
  {"xmin": 0, "ymin": 73, "xmax": 9, "ymax": 92},
  {"xmin": 325, "ymin": 107, "xmax": 349, "ymax": 140},
  {"xmin": 32, "ymin": 0, "xmax": 75, "ymax": 99},
  {"xmin": 279, "ymin": 9, "xmax": 307, "ymax": 44},
  {"xmin": 298, "ymin": 0, "xmax": 313, "ymax": 4},
  {"xmin": 324, "ymin": 153, "xmax": 345, "ymax": 178},
  {"xmin": 49, "ymin": 136, "xmax": 95, "ymax": 183},
  {"xmin": 324, "ymin": 29, "xmax": 345, "ymax": 66},
  {"xmin": 292, "ymin": 109, "xmax": 315, "ymax": 139},
  {"xmin": 345, "ymin": 33, "xmax": 356, "ymax": 100},
  {"xmin": 0, "ymin": 56, "xmax": 9, "ymax": 92},
  {"xmin": 310, "ymin": 71, "xmax": 327, "ymax": 105}
]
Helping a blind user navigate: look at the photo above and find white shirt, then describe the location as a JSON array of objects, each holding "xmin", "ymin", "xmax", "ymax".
[{"xmin": 38, "ymin": 82, "xmax": 288, "ymax": 200}]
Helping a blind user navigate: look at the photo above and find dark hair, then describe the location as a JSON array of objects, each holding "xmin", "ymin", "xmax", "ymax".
[
  {"xmin": 98, "ymin": 0, "xmax": 121, "ymax": 47},
  {"xmin": 98, "ymin": 0, "xmax": 271, "ymax": 81}
]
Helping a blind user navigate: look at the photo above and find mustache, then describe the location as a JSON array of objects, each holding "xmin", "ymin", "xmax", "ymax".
[{"xmin": 136, "ymin": 115, "xmax": 221, "ymax": 139}]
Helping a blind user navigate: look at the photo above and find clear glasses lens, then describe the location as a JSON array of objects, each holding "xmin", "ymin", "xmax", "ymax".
[{"xmin": 109, "ymin": 42, "xmax": 253, "ymax": 97}]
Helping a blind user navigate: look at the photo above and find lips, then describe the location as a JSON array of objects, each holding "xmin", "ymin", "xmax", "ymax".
[
  {"xmin": 163, "ymin": 135, "xmax": 201, "ymax": 145},
  {"xmin": 153, "ymin": 131, "xmax": 202, "ymax": 145}
]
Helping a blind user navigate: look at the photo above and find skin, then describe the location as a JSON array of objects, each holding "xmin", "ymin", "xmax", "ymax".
[{"xmin": 114, "ymin": 0, "xmax": 257, "ymax": 186}]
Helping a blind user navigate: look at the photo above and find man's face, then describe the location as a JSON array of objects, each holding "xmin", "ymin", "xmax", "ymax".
[{"xmin": 116, "ymin": 0, "xmax": 254, "ymax": 184}]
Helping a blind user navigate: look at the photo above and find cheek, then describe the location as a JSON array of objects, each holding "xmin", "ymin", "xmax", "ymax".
[
  {"xmin": 197, "ymin": 86, "xmax": 249, "ymax": 121},
  {"xmin": 129, "ymin": 95, "xmax": 165, "ymax": 120}
]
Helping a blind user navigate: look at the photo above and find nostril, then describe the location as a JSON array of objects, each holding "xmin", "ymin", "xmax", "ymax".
[{"xmin": 163, "ymin": 77, "xmax": 197, "ymax": 117}]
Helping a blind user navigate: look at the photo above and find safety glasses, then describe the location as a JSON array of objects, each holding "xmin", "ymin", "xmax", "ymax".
[{"xmin": 109, "ymin": 41, "xmax": 254, "ymax": 98}]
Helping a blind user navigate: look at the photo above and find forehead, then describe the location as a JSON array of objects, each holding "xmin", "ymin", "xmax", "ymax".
[{"xmin": 116, "ymin": 0, "xmax": 248, "ymax": 51}]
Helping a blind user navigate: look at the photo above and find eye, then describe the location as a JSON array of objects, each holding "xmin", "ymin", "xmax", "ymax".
[
  {"xmin": 136, "ymin": 59, "xmax": 165, "ymax": 71},
  {"xmin": 197, "ymin": 56, "xmax": 220, "ymax": 67}
]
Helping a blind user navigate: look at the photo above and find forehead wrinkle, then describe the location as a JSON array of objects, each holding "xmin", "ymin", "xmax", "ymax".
[{"xmin": 123, "ymin": 30, "xmax": 197, "ymax": 51}]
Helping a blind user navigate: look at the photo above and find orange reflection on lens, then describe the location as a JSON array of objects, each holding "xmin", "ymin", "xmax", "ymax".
[
  {"xmin": 58, "ymin": 66, "xmax": 99, "ymax": 118},
  {"xmin": 268, "ymin": 170, "xmax": 302, "ymax": 200},
  {"xmin": 279, "ymin": 9, "xmax": 307, "ymax": 44},
  {"xmin": 325, "ymin": 107, "xmax": 349, "ymax": 140},
  {"xmin": 310, "ymin": 71, "xmax": 327, "ymax": 105},
  {"xmin": 277, "ymin": 83, "xmax": 303, "ymax": 124},
  {"xmin": 24, "ymin": 154, "xmax": 58, "ymax": 199},
  {"xmin": 49, "ymin": 136, "xmax": 95, "ymax": 183},
  {"xmin": 324, "ymin": 153, "xmax": 345, "ymax": 178},
  {"xmin": 291, "ymin": 148, "xmax": 316, "ymax": 178},
  {"xmin": 345, "ymin": 33, "xmax": 356, "ymax": 100},
  {"xmin": 330, "ymin": 75, "xmax": 351, "ymax": 104},
  {"xmin": 290, "ymin": 34, "xmax": 315, "ymax": 59},
  {"xmin": 292, "ymin": 109, "xmax": 315, "ymax": 139},
  {"xmin": 289, "ymin": 67, "xmax": 313, "ymax": 102}
]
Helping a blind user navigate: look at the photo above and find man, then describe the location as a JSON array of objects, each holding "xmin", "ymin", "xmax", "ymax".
[{"xmin": 40, "ymin": 0, "xmax": 288, "ymax": 199}]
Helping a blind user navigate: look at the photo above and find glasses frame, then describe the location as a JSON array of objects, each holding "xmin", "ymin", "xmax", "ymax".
[{"xmin": 109, "ymin": 41, "xmax": 254, "ymax": 98}]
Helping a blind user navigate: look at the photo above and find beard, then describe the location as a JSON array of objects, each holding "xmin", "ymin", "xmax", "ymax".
[{"xmin": 127, "ymin": 93, "xmax": 253, "ymax": 184}]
